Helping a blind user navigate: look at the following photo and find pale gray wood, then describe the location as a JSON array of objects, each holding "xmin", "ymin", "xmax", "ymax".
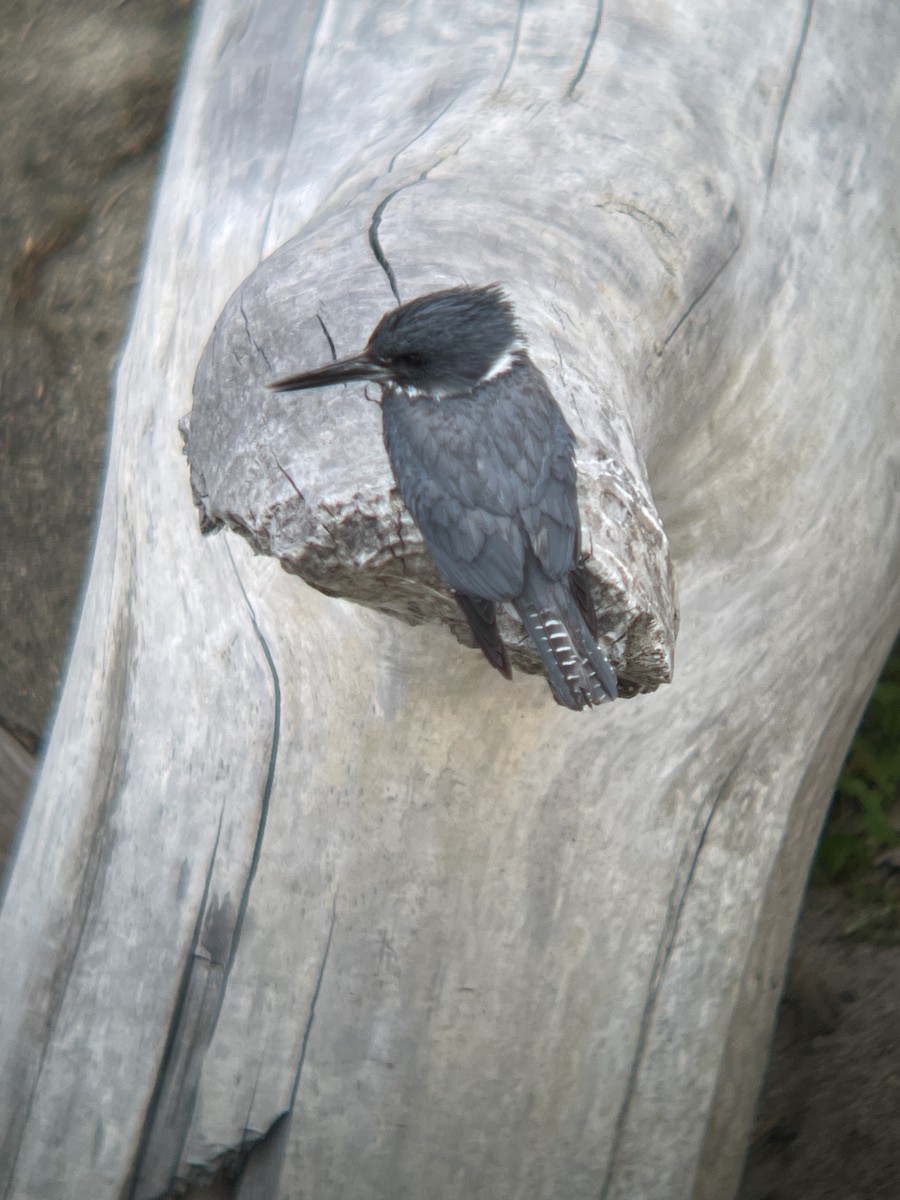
[{"xmin": 0, "ymin": 2, "xmax": 898, "ymax": 1200}]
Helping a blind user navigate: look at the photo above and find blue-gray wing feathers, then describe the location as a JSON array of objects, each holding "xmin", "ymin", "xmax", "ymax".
[{"xmin": 381, "ymin": 355, "xmax": 616, "ymax": 708}]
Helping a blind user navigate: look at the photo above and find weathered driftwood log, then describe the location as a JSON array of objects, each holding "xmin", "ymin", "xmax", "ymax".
[
  {"xmin": 187, "ymin": 262, "xmax": 675, "ymax": 697},
  {"xmin": 0, "ymin": 2, "xmax": 898, "ymax": 1199},
  {"xmin": 185, "ymin": 190, "xmax": 678, "ymax": 695}
]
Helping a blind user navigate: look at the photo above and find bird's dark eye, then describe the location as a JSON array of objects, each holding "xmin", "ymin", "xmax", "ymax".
[{"xmin": 396, "ymin": 351, "xmax": 426, "ymax": 369}]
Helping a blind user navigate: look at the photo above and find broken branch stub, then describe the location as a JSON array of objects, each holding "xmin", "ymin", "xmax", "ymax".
[{"xmin": 186, "ymin": 226, "xmax": 677, "ymax": 697}]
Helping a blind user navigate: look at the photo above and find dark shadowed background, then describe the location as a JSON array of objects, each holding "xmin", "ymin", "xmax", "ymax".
[{"xmin": 0, "ymin": 3, "xmax": 896, "ymax": 1196}]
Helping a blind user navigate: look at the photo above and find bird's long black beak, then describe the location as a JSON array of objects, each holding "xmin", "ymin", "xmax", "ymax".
[{"xmin": 266, "ymin": 355, "xmax": 388, "ymax": 393}]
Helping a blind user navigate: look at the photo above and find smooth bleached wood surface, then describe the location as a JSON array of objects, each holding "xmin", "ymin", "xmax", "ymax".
[{"xmin": 0, "ymin": 2, "xmax": 898, "ymax": 1199}]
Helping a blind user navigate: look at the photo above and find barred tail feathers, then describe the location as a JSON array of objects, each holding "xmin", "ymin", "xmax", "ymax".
[{"xmin": 516, "ymin": 585, "xmax": 617, "ymax": 711}]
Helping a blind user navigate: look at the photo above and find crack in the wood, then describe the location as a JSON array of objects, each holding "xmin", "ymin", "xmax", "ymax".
[
  {"xmin": 387, "ymin": 91, "xmax": 460, "ymax": 175},
  {"xmin": 367, "ymin": 146, "xmax": 468, "ymax": 307},
  {"xmin": 291, "ymin": 895, "xmax": 338, "ymax": 1105},
  {"xmin": 661, "ymin": 209, "xmax": 743, "ymax": 348},
  {"xmin": 594, "ymin": 201, "xmax": 675, "ymax": 243},
  {"xmin": 273, "ymin": 455, "xmax": 305, "ymax": 504},
  {"xmin": 368, "ymin": 190, "xmax": 403, "ymax": 305},
  {"xmin": 594, "ymin": 200, "xmax": 678, "ymax": 277},
  {"xmin": 525, "ymin": 98, "xmax": 549, "ymax": 125},
  {"xmin": 124, "ymin": 807, "xmax": 226, "ymax": 1200},
  {"xmin": 598, "ymin": 755, "xmax": 746, "ymax": 1200},
  {"xmin": 258, "ymin": 0, "xmax": 329, "ymax": 257},
  {"xmin": 125, "ymin": 545, "xmax": 282, "ymax": 1200},
  {"xmin": 228, "ymin": 1113, "xmax": 289, "ymax": 1197},
  {"xmin": 242, "ymin": 1057, "xmax": 265, "ymax": 1142},
  {"xmin": 565, "ymin": 0, "xmax": 604, "ymax": 98},
  {"xmin": 230, "ymin": 898, "xmax": 338, "ymax": 1193},
  {"xmin": 495, "ymin": 0, "xmax": 525, "ymax": 95},
  {"xmin": 239, "ymin": 295, "xmax": 272, "ymax": 372},
  {"xmin": 316, "ymin": 499, "xmax": 345, "ymax": 550},
  {"xmin": 315, "ymin": 312, "xmax": 336, "ymax": 361},
  {"xmin": 220, "ymin": 545, "xmax": 282, "ymax": 995},
  {"xmin": 766, "ymin": 0, "xmax": 815, "ymax": 196}
]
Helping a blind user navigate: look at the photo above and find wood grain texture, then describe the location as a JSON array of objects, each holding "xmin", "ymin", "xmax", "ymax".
[{"xmin": 0, "ymin": 2, "xmax": 898, "ymax": 1199}]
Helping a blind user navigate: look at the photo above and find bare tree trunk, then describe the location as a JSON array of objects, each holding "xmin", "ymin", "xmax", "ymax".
[{"xmin": 0, "ymin": 3, "xmax": 897, "ymax": 1199}]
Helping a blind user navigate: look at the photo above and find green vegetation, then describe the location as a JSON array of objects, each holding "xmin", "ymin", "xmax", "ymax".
[{"xmin": 813, "ymin": 636, "xmax": 900, "ymax": 940}]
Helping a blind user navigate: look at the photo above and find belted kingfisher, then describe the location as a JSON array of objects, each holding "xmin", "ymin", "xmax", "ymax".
[{"xmin": 268, "ymin": 285, "xmax": 617, "ymax": 710}]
